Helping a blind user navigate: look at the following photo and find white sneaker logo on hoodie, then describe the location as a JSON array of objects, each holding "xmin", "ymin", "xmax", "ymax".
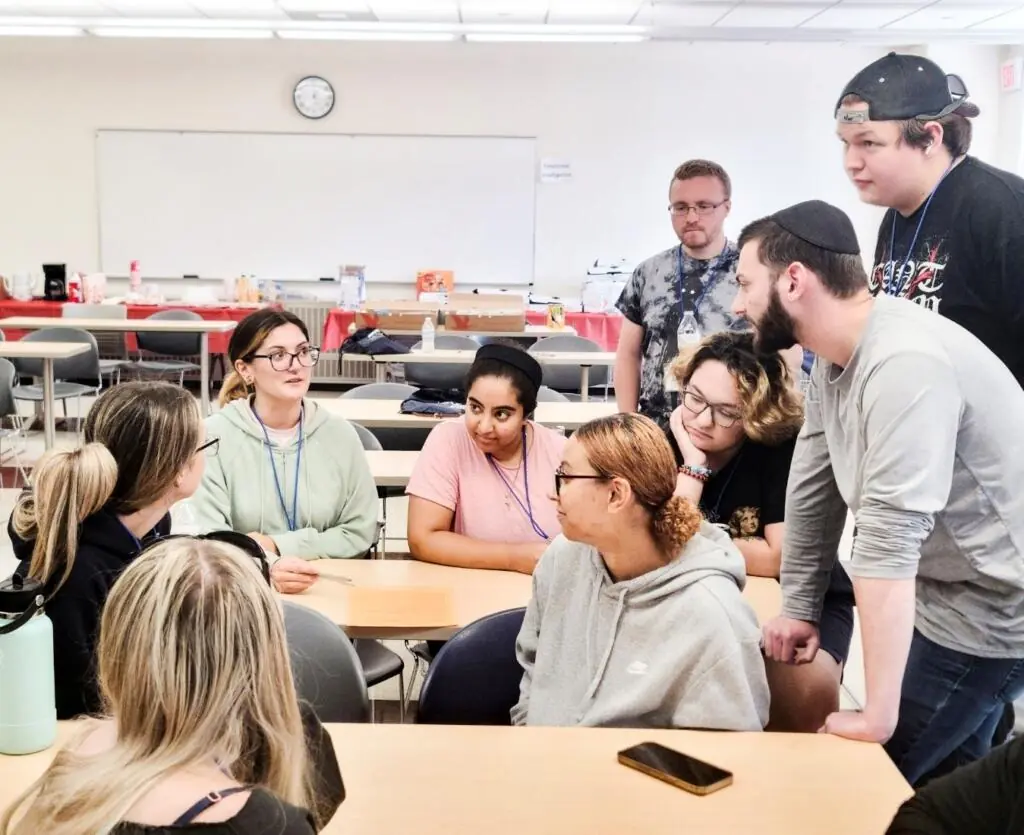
[{"xmin": 626, "ymin": 660, "xmax": 648, "ymax": 676}]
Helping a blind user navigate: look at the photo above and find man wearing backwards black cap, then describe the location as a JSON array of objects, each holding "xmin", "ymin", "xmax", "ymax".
[
  {"xmin": 733, "ymin": 199, "xmax": 1024, "ymax": 786},
  {"xmin": 835, "ymin": 52, "xmax": 1024, "ymax": 388}
]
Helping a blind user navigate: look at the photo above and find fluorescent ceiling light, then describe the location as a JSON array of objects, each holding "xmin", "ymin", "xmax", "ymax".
[
  {"xmin": 278, "ymin": 28, "xmax": 456, "ymax": 39},
  {"xmin": 466, "ymin": 23, "xmax": 644, "ymax": 34},
  {"xmin": 277, "ymin": 0, "xmax": 372, "ymax": 9},
  {"xmin": 0, "ymin": 25, "xmax": 84, "ymax": 36},
  {"xmin": 91, "ymin": 26, "xmax": 275, "ymax": 38},
  {"xmin": 466, "ymin": 33, "xmax": 647, "ymax": 42}
]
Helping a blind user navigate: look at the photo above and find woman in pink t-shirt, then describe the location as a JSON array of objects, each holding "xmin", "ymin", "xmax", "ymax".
[{"xmin": 406, "ymin": 344, "xmax": 565, "ymax": 575}]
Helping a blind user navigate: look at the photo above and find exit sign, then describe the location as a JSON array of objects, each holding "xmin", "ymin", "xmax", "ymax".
[{"xmin": 1001, "ymin": 57, "xmax": 1023, "ymax": 92}]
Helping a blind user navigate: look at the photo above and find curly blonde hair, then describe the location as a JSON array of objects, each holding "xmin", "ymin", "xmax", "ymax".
[{"xmin": 669, "ymin": 331, "xmax": 803, "ymax": 446}]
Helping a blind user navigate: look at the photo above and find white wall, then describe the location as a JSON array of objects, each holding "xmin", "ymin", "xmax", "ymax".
[{"xmin": 0, "ymin": 38, "xmax": 938, "ymax": 300}]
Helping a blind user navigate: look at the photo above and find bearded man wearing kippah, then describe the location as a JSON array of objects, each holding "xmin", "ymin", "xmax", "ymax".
[{"xmin": 735, "ymin": 199, "xmax": 1024, "ymax": 787}]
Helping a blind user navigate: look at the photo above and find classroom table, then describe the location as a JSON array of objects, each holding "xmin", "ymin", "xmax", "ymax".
[
  {"xmin": 366, "ymin": 349, "xmax": 616, "ymax": 400},
  {"xmin": 365, "ymin": 450, "xmax": 418, "ymax": 487},
  {"xmin": 314, "ymin": 397, "xmax": 616, "ymax": 430},
  {"xmin": 0, "ymin": 341, "xmax": 90, "ymax": 450},
  {"xmin": 4, "ymin": 723, "xmax": 912, "ymax": 835},
  {"xmin": 0, "ymin": 317, "xmax": 237, "ymax": 415},
  {"xmin": 290, "ymin": 559, "xmax": 781, "ymax": 641}
]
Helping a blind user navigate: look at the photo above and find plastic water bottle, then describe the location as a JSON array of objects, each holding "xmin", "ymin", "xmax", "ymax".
[
  {"xmin": 0, "ymin": 575, "xmax": 56, "ymax": 755},
  {"xmin": 421, "ymin": 317, "xmax": 435, "ymax": 353},
  {"xmin": 129, "ymin": 260, "xmax": 141, "ymax": 296},
  {"xmin": 677, "ymin": 311, "xmax": 702, "ymax": 347}
]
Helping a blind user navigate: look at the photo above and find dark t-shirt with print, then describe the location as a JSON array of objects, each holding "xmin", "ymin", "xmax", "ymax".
[
  {"xmin": 616, "ymin": 242, "xmax": 743, "ymax": 428},
  {"xmin": 871, "ymin": 155, "xmax": 1024, "ymax": 387},
  {"xmin": 667, "ymin": 433, "xmax": 794, "ymax": 538}
]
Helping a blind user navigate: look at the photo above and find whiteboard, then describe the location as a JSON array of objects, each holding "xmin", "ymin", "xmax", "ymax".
[{"xmin": 96, "ymin": 130, "xmax": 537, "ymax": 286}]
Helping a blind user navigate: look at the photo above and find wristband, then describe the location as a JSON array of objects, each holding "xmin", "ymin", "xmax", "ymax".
[{"xmin": 679, "ymin": 464, "xmax": 713, "ymax": 483}]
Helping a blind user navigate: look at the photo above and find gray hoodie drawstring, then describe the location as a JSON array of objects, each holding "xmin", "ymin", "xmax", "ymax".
[{"xmin": 582, "ymin": 587, "xmax": 627, "ymax": 704}]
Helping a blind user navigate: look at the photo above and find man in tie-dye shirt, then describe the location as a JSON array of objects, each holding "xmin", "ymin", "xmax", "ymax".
[{"xmin": 615, "ymin": 159, "xmax": 744, "ymax": 428}]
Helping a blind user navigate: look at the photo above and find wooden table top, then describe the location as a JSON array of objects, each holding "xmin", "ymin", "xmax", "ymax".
[
  {"xmin": 0, "ymin": 342, "xmax": 90, "ymax": 359},
  {"xmin": 289, "ymin": 559, "xmax": 781, "ymax": 640},
  {"xmin": 369, "ymin": 348, "xmax": 616, "ymax": 366},
  {"xmin": 5, "ymin": 723, "xmax": 911, "ymax": 835},
  {"xmin": 0, "ymin": 316, "xmax": 237, "ymax": 333},
  {"xmin": 316, "ymin": 398, "xmax": 616, "ymax": 429},
  {"xmin": 365, "ymin": 450, "xmax": 418, "ymax": 487}
]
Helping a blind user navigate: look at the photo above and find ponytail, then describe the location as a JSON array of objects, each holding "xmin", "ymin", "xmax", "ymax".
[
  {"xmin": 218, "ymin": 369, "xmax": 249, "ymax": 407},
  {"xmin": 651, "ymin": 495, "xmax": 702, "ymax": 556},
  {"xmin": 12, "ymin": 444, "xmax": 118, "ymax": 593}
]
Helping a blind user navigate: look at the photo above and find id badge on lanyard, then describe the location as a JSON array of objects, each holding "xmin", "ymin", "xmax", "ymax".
[{"xmin": 666, "ymin": 247, "xmax": 705, "ymax": 393}]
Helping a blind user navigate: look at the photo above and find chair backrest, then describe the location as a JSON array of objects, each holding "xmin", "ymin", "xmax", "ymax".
[
  {"xmin": 282, "ymin": 602, "xmax": 371, "ymax": 723},
  {"xmin": 406, "ymin": 334, "xmax": 479, "ymax": 391},
  {"xmin": 417, "ymin": 607, "xmax": 526, "ymax": 726},
  {"xmin": 0, "ymin": 358, "xmax": 19, "ymax": 417},
  {"xmin": 340, "ymin": 382, "xmax": 418, "ymax": 400},
  {"xmin": 351, "ymin": 421, "xmax": 383, "ymax": 452},
  {"xmin": 13, "ymin": 328, "xmax": 102, "ymax": 382},
  {"xmin": 136, "ymin": 309, "xmax": 203, "ymax": 357},
  {"xmin": 529, "ymin": 334, "xmax": 608, "ymax": 390},
  {"xmin": 62, "ymin": 303, "xmax": 128, "ymax": 358},
  {"xmin": 536, "ymin": 385, "xmax": 569, "ymax": 403}
]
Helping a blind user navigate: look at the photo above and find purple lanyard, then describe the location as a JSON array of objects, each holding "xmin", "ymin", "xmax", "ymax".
[{"xmin": 487, "ymin": 427, "xmax": 549, "ymax": 541}]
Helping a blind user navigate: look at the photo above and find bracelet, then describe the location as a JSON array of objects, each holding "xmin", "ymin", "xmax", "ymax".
[{"xmin": 679, "ymin": 464, "xmax": 713, "ymax": 483}]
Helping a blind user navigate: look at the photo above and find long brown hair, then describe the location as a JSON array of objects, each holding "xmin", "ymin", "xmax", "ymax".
[
  {"xmin": 669, "ymin": 331, "xmax": 804, "ymax": 446},
  {"xmin": 0, "ymin": 539, "xmax": 313, "ymax": 835},
  {"xmin": 574, "ymin": 413, "xmax": 702, "ymax": 555},
  {"xmin": 220, "ymin": 309, "xmax": 310, "ymax": 406},
  {"xmin": 11, "ymin": 381, "xmax": 200, "ymax": 592}
]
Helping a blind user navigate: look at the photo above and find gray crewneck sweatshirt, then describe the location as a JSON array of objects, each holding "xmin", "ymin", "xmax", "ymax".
[
  {"xmin": 782, "ymin": 294, "xmax": 1024, "ymax": 657},
  {"xmin": 512, "ymin": 523, "xmax": 769, "ymax": 730}
]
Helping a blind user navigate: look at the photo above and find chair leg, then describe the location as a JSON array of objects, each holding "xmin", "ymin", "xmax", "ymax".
[
  {"xmin": 405, "ymin": 655, "xmax": 421, "ymax": 707},
  {"xmin": 397, "ymin": 669, "xmax": 406, "ymax": 723},
  {"xmin": 380, "ymin": 498, "xmax": 388, "ymax": 559}
]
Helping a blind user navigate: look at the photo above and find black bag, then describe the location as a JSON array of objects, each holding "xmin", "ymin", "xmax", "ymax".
[
  {"xmin": 400, "ymin": 388, "xmax": 465, "ymax": 417},
  {"xmin": 341, "ymin": 327, "xmax": 409, "ymax": 356}
]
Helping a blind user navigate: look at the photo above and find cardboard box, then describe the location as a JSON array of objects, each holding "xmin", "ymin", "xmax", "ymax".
[
  {"xmin": 416, "ymin": 270, "xmax": 454, "ymax": 300},
  {"xmin": 443, "ymin": 293, "xmax": 526, "ymax": 332},
  {"xmin": 355, "ymin": 300, "xmax": 439, "ymax": 332}
]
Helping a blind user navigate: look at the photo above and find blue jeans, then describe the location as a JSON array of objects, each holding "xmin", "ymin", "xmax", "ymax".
[{"xmin": 884, "ymin": 630, "xmax": 1024, "ymax": 786}]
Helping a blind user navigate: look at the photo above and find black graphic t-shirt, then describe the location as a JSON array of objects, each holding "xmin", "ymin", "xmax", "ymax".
[
  {"xmin": 871, "ymin": 156, "xmax": 1024, "ymax": 387},
  {"xmin": 667, "ymin": 433, "xmax": 795, "ymax": 539}
]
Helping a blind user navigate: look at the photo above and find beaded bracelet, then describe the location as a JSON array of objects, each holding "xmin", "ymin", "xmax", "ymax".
[{"xmin": 679, "ymin": 464, "xmax": 713, "ymax": 483}]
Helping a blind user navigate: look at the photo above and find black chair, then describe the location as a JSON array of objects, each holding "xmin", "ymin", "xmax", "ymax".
[
  {"xmin": 406, "ymin": 334, "xmax": 478, "ymax": 391},
  {"xmin": 282, "ymin": 602, "xmax": 371, "ymax": 723},
  {"xmin": 529, "ymin": 334, "xmax": 609, "ymax": 399},
  {"xmin": 416, "ymin": 607, "xmax": 526, "ymax": 725},
  {"xmin": 341, "ymin": 382, "xmax": 428, "ymax": 452},
  {"xmin": 132, "ymin": 309, "xmax": 202, "ymax": 386}
]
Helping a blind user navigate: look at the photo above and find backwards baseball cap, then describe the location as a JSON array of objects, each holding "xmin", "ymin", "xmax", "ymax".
[
  {"xmin": 836, "ymin": 52, "xmax": 980, "ymax": 123},
  {"xmin": 770, "ymin": 200, "xmax": 860, "ymax": 256}
]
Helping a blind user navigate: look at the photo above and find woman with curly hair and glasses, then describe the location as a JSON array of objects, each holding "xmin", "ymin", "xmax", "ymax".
[{"xmin": 666, "ymin": 330, "xmax": 856, "ymax": 733}]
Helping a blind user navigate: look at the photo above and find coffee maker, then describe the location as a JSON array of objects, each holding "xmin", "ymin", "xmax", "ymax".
[{"xmin": 42, "ymin": 264, "xmax": 67, "ymax": 301}]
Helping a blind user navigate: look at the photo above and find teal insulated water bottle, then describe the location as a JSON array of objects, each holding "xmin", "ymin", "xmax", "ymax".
[{"xmin": 0, "ymin": 575, "xmax": 56, "ymax": 755}]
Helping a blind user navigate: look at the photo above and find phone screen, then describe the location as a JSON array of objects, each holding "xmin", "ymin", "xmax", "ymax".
[{"xmin": 619, "ymin": 742, "xmax": 732, "ymax": 789}]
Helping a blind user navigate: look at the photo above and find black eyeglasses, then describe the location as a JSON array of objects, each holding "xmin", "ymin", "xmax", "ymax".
[
  {"xmin": 249, "ymin": 346, "xmax": 321, "ymax": 371},
  {"xmin": 681, "ymin": 388, "xmax": 742, "ymax": 429},
  {"xmin": 554, "ymin": 467, "xmax": 607, "ymax": 497},
  {"xmin": 197, "ymin": 437, "xmax": 219, "ymax": 457},
  {"xmin": 139, "ymin": 531, "xmax": 270, "ymax": 585},
  {"xmin": 669, "ymin": 201, "xmax": 727, "ymax": 218}
]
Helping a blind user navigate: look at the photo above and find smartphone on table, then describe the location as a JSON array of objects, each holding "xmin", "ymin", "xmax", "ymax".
[{"xmin": 617, "ymin": 741, "xmax": 733, "ymax": 796}]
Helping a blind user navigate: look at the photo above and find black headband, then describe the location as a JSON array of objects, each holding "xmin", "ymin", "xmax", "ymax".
[{"xmin": 474, "ymin": 344, "xmax": 543, "ymax": 391}]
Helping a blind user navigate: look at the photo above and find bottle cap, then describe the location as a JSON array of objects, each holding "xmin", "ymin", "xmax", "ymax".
[{"xmin": 0, "ymin": 574, "xmax": 44, "ymax": 617}]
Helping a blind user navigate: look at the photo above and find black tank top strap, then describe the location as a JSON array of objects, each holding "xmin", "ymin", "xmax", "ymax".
[{"xmin": 172, "ymin": 786, "xmax": 251, "ymax": 826}]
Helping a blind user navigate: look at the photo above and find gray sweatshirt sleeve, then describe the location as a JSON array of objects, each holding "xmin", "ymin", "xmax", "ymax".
[
  {"xmin": 511, "ymin": 559, "xmax": 546, "ymax": 726},
  {"xmin": 849, "ymin": 353, "xmax": 958, "ymax": 579},
  {"xmin": 780, "ymin": 372, "xmax": 848, "ymax": 622}
]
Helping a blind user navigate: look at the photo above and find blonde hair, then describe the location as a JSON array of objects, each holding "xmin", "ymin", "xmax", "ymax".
[
  {"xmin": 0, "ymin": 539, "xmax": 312, "ymax": 835},
  {"xmin": 669, "ymin": 331, "xmax": 803, "ymax": 446},
  {"xmin": 220, "ymin": 309, "xmax": 310, "ymax": 406},
  {"xmin": 575, "ymin": 413, "xmax": 702, "ymax": 555},
  {"xmin": 11, "ymin": 381, "xmax": 201, "ymax": 593}
]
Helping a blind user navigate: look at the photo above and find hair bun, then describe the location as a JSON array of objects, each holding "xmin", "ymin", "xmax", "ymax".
[{"xmin": 652, "ymin": 495, "xmax": 702, "ymax": 555}]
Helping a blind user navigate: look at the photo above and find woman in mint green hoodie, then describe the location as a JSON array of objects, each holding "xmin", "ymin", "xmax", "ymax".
[
  {"xmin": 512, "ymin": 412, "xmax": 769, "ymax": 730},
  {"xmin": 193, "ymin": 310, "xmax": 379, "ymax": 592}
]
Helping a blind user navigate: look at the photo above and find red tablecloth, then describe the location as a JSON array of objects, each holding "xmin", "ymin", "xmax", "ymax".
[
  {"xmin": 322, "ymin": 308, "xmax": 623, "ymax": 352},
  {"xmin": 0, "ymin": 300, "xmax": 260, "ymax": 354}
]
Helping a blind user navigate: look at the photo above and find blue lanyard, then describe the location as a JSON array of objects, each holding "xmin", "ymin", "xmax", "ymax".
[
  {"xmin": 253, "ymin": 406, "xmax": 303, "ymax": 532},
  {"xmin": 886, "ymin": 161, "xmax": 954, "ymax": 298},
  {"xmin": 677, "ymin": 244, "xmax": 725, "ymax": 323},
  {"xmin": 487, "ymin": 427, "xmax": 549, "ymax": 541}
]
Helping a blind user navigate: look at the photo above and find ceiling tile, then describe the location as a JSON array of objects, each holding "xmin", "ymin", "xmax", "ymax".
[
  {"xmin": 8, "ymin": 0, "xmax": 108, "ymax": 12},
  {"xmin": 968, "ymin": 5, "xmax": 1024, "ymax": 29},
  {"xmin": 277, "ymin": 0, "xmax": 371, "ymax": 12},
  {"xmin": 191, "ymin": 0, "xmax": 284, "ymax": 17},
  {"xmin": 459, "ymin": 0, "xmax": 548, "ymax": 23},
  {"xmin": 101, "ymin": 0, "xmax": 198, "ymax": 14},
  {"xmin": 365, "ymin": 0, "xmax": 457, "ymax": 22},
  {"xmin": 883, "ymin": 2, "xmax": 1018, "ymax": 30},
  {"xmin": 547, "ymin": 0, "xmax": 641, "ymax": 24},
  {"xmin": 715, "ymin": 3, "xmax": 827, "ymax": 27},
  {"xmin": 644, "ymin": 3, "xmax": 729, "ymax": 26},
  {"xmin": 799, "ymin": 4, "xmax": 927, "ymax": 29}
]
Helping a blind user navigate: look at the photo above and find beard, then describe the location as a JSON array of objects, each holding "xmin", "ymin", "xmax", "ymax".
[{"xmin": 753, "ymin": 284, "xmax": 798, "ymax": 353}]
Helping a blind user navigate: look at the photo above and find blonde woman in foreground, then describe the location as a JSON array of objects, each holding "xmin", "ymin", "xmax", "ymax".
[
  {"xmin": 512, "ymin": 413, "xmax": 769, "ymax": 730},
  {"xmin": 0, "ymin": 539, "xmax": 344, "ymax": 835}
]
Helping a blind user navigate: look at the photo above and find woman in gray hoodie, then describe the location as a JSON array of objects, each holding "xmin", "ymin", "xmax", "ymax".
[{"xmin": 511, "ymin": 412, "xmax": 769, "ymax": 730}]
